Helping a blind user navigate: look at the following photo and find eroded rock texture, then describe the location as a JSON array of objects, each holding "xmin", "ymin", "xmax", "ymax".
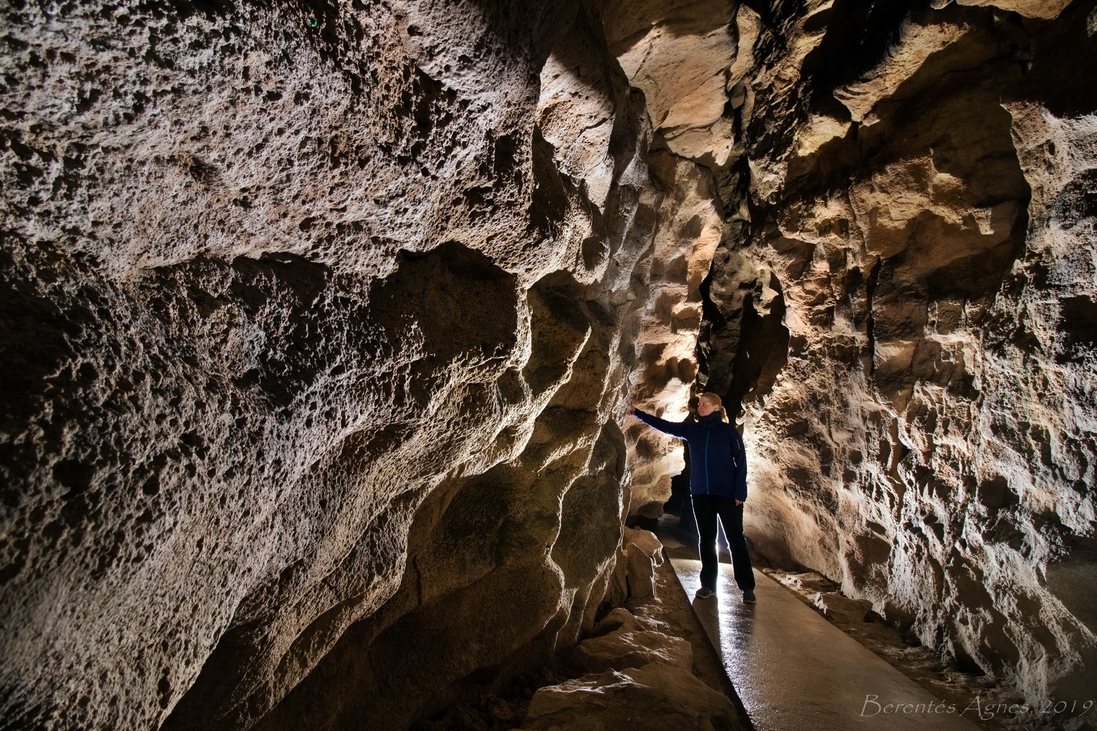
[
  {"xmin": 3, "ymin": 0, "xmax": 1096, "ymax": 727},
  {"xmin": 0, "ymin": 1, "xmax": 682, "ymax": 728},
  {"xmin": 693, "ymin": 0, "xmax": 1097, "ymax": 706}
]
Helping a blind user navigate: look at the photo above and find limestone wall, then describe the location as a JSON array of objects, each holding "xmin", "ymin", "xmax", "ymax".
[
  {"xmin": 699, "ymin": 0, "xmax": 1097, "ymax": 705},
  {"xmin": 3, "ymin": 0, "xmax": 1096, "ymax": 726},
  {"xmin": 0, "ymin": 1, "xmax": 674, "ymax": 728}
]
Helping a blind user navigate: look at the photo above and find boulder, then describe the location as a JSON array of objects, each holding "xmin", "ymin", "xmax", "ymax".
[
  {"xmin": 574, "ymin": 627, "xmax": 693, "ymax": 674},
  {"xmin": 589, "ymin": 607, "xmax": 642, "ymax": 637}
]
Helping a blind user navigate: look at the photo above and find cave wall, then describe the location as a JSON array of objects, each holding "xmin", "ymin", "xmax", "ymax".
[
  {"xmin": 696, "ymin": 0, "xmax": 1097, "ymax": 704},
  {"xmin": 606, "ymin": 0, "xmax": 732, "ymax": 513},
  {"xmin": 4, "ymin": 0, "xmax": 1096, "ymax": 725},
  {"xmin": 0, "ymin": 0, "xmax": 689, "ymax": 728}
]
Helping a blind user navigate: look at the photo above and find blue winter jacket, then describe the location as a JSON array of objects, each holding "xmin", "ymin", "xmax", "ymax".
[{"xmin": 634, "ymin": 410, "xmax": 748, "ymax": 501}]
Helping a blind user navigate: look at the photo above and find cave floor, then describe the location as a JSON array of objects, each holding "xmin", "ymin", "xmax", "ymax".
[{"xmin": 657, "ymin": 520, "xmax": 983, "ymax": 731}]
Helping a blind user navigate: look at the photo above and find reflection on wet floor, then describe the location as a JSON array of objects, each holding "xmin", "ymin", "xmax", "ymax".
[{"xmin": 669, "ymin": 558, "xmax": 983, "ymax": 731}]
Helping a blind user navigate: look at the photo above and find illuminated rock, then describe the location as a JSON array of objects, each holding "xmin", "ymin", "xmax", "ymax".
[
  {"xmin": 573, "ymin": 607, "xmax": 693, "ymax": 673},
  {"xmin": 699, "ymin": 0, "xmax": 1097, "ymax": 707},
  {"xmin": 622, "ymin": 526, "xmax": 665, "ymax": 599},
  {"xmin": 522, "ymin": 663, "xmax": 738, "ymax": 731}
]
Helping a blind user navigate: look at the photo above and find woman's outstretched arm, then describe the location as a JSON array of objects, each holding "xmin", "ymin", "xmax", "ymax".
[{"xmin": 629, "ymin": 407, "xmax": 690, "ymax": 439}]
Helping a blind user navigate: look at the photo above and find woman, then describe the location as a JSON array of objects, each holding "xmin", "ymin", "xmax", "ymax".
[{"xmin": 630, "ymin": 393, "xmax": 756, "ymax": 602}]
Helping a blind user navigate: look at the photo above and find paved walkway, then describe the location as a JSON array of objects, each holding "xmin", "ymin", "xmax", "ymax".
[{"xmin": 669, "ymin": 557, "xmax": 983, "ymax": 731}]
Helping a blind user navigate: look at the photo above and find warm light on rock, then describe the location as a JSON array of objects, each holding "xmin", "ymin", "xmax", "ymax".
[
  {"xmin": 699, "ymin": 0, "xmax": 1097, "ymax": 708},
  {"xmin": 2, "ymin": 0, "xmax": 1095, "ymax": 728}
]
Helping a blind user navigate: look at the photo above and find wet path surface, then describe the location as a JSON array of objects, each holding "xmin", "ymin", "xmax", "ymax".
[{"xmin": 668, "ymin": 557, "xmax": 983, "ymax": 731}]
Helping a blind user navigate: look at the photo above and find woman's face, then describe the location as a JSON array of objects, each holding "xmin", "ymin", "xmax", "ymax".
[{"xmin": 697, "ymin": 397, "xmax": 717, "ymax": 417}]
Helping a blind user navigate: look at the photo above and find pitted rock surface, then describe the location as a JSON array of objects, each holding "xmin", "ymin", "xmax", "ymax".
[
  {"xmin": 2, "ymin": 0, "xmax": 1096, "ymax": 728},
  {"xmin": 695, "ymin": 0, "xmax": 1097, "ymax": 706},
  {"xmin": 0, "ymin": 1, "xmax": 672, "ymax": 729}
]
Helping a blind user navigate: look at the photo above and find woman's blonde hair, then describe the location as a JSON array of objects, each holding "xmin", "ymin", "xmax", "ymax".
[{"xmin": 699, "ymin": 392, "xmax": 729, "ymax": 422}]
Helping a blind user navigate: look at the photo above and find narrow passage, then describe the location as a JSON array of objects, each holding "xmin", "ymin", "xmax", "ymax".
[{"xmin": 658, "ymin": 525, "xmax": 982, "ymax": 731}]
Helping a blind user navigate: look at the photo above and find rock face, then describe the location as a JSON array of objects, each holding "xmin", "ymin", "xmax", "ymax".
[
  {"xmin": 2, "ymin": 0, "xmax": 1095, "ymax": 728},
  {"xmin": 0, "ymin": 1, "xmax": 676, "ymax": 729},
  {"xmin": 695, "ymin": 0, "xmax": 1097, "ymax": 707}
]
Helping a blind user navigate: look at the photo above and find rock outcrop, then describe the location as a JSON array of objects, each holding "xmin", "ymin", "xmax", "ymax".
[
  {"xmin": 526, "ymin": 578, "xmax": 736, "ymax": 731},
  {"xmin": 521, "ymin": 662, "xmax": 739, "ymax": 731}
]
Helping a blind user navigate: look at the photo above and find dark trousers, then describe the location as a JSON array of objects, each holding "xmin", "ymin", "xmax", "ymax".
[{"xmin": 693, "ymin": 494, "xmax": 755, "ymax": 592}]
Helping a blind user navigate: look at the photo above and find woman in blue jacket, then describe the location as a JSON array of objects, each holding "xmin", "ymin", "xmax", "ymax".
[{"xmin": 630, "ymin": 392, "xmax": 757, "ymax": 602}]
